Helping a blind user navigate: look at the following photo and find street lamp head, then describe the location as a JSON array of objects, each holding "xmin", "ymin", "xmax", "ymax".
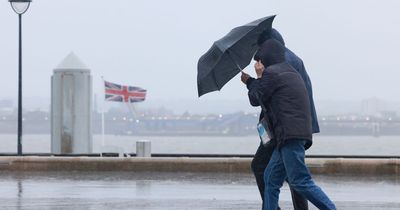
[{"xmin": 9, "ymin": 0, "xmax": 31, "ymax": 15}]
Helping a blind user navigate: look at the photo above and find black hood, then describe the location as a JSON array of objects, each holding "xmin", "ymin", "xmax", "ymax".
[
  {"xmin": 254, "ymin": 39, "xmax": 286, "ymax": 67},
  {"xmin": 257, "ymin": 28, "xmax": 285, "ymax": 46}
]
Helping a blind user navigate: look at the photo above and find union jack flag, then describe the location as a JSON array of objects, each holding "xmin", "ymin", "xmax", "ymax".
[{"xmin": 105, "ymin": 81, "xmax": 147, "ymax": 103}]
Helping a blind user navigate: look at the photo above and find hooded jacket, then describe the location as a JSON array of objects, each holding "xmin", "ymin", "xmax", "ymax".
[
  {"xmin": 257, "ymin": 29, "xmax": 320, "ymax": 134},
  {"xmin": 247, "ymin": 39, "xmax": 313, "ymax": 149}
]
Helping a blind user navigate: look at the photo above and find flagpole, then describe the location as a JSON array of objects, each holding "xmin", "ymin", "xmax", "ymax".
[
  {"xmin": 126, "ymin": 102, "xmax": 137, "ymax": 120},
  {"xmin": 101, "ymin": 76, "xmax": 105, "ymax": 156}
]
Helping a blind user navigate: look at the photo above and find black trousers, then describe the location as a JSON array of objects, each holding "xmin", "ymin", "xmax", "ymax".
[{"xmin": 251, "ymin": 142, "xmax": 309, "ymax": 210}]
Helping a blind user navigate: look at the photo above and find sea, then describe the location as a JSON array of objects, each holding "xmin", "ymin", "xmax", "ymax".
[{"xmin": 0, "ymin": 135, "xmax": 399, "ymax": 156}]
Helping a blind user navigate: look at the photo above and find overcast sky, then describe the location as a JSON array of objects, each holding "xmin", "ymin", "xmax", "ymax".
[{"xmin": 1, "ymin": 0, "xmax": 399, "ymax": 113}]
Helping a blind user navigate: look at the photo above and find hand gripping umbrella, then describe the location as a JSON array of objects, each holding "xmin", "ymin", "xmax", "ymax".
[{"xmin": 197, "ymin": 15, "xmax": 276, "ymax": 97}]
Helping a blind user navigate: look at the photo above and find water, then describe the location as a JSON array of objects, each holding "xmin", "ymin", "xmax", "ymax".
[{"xmin": 0, "ymin": 134, "xmax": 399, "ymax": 156}]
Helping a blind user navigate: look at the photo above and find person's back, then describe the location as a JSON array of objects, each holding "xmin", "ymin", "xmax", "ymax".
[
  {"xmin": 250, "ymin": 39, "xmax": 312, "ymax": 148},
  {"xmin": 260, "ymin": 28, "xmax": 320, "ymax": 134},
  {"xmin": 263, "ymin": 62, "xmax": 312, "ymax": 148}
]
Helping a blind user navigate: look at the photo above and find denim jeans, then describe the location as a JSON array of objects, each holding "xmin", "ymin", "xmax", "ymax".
[
  {"xmin": 263, "ymin": 139, "xmax": 336, "ymax": 210},
  {"xmin": 252, "ymin": 142, "xmax": 308, "ymax": 210}
]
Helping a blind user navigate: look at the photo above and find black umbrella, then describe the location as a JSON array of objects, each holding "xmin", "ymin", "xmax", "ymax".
[{"xmin": 197, "ymin": 15, "xmax": 276, "ymax": 97}]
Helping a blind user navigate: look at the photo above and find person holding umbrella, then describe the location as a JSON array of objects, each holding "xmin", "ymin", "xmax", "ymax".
[
  {"xmin": 242, "ymin": 39, "xmax": 336, "ymax": 210},
  {"xmin": 197, "ymin": 16, "xmax": 324, "ymax": 209},
  {"xmin": 242, "ymin": 28, "xmax": 320, "ymax": 210}
]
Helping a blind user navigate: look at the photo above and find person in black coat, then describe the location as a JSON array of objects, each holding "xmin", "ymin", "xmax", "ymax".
[
  {"xmin": 242, "ymin": 28, "xmax": 318, "ymax": 210},
  {"xmin": 242, "ymin": 39, "xmax": 336, "ymax": 210}
]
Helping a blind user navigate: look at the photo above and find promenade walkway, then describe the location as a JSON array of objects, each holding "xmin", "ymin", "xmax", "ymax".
[{"xmin": 0, "ymin": 171, "xmax": 399, "ymax": 210}]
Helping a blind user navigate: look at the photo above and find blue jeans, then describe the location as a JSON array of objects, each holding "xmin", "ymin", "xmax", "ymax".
[
  {"xmin": 252, "ymin": 142, "xmax": 308, "ymax": 210},
  {"xmin": 263, "ymin": 139, "xmax": 336, "ymax": 210}
]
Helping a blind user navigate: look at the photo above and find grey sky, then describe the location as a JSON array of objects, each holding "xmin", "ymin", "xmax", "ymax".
[{"xmin": 1, "ymin": 0, "xmax": 399, "ymax": 113}]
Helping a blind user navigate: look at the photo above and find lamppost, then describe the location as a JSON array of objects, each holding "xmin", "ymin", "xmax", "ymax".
[{"xmin": 9, "ymin": 0, "xmax": 32, "ymax": 156}]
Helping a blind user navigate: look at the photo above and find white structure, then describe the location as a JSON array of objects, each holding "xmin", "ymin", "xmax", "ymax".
[
  {"xmin": 51, "ymin": 52, "xmax": 93, "ymax": 154},
  {"xmin": 136, "ymin": 140, "xmax": 151, "ymax": 157}
]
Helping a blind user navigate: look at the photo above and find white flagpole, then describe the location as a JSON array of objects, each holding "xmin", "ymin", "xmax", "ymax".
[
  {"xmin": 101, "ymin": 76, "xmax": 105, "ymax": 156},
  {"xmin": 126, "ymin": 102, "xmax": 137, "ymax": 120}
]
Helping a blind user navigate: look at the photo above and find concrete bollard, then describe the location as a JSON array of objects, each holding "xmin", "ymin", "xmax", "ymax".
[{"xmin": 136, "ymin": 140, "xmax": 151, "ymax": 157}]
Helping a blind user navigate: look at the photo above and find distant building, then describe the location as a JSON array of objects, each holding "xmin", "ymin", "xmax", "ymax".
[
  {"xmin": 380, "ymin": 111, "xmax": 397, "ymax": 118},
  {"xmin": 361, "ymin": 97, "xmax": 385, "ymax": 116},
  {"xmin": 0, "ymin": 99, "xmax": 14, "ymax": 115}
]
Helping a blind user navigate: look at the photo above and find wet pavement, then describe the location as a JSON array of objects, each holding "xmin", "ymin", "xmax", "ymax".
[{"xmin": 0, "ymin": 171, "xmax": 399, "ymax": 210}]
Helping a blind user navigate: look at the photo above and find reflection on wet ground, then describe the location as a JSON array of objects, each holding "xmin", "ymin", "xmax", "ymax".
[{"xmin": 0, "ymin": 171, "xmax": 399, "ymax": 210}]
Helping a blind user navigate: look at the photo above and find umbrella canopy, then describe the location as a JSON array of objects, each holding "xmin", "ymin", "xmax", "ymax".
[{"xmin": 197, "ymin": 15, "xmax": 276, "ymax": 97}]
